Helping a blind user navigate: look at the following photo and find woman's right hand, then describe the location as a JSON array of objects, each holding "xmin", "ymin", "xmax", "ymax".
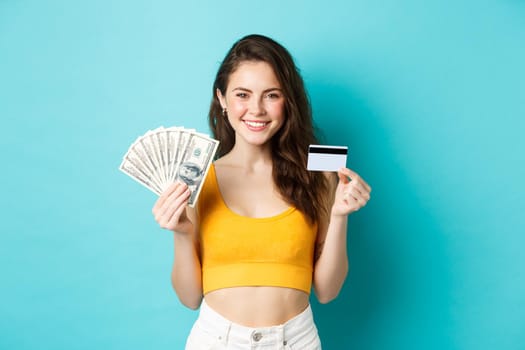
[{"xmin": 152, "ymin": 182, "xmax": 193, "ymax": 234}]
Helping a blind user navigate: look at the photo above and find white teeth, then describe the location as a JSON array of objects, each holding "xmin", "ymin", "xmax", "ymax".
[{"xmin": 244, "ymin": 121, "xmax": 267, "ymax": 127}]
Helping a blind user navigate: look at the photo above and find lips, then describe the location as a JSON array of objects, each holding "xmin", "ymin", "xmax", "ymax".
[{"xmin": 243, "ymin": 120, "xmax": 270, "ymax": 131}]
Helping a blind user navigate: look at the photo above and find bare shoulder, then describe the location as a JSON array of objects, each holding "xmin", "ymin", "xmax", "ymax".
[
  {"xmin": 213, "ymin": 154, "xmax": 234, "ymax": 168},
  {"xmin": 212, "ymin": 157, "xmax": 239, "ymax": 177},
  {"xmin": 211, "ymin": 158, "xmax": 240, "ymax": 184}
]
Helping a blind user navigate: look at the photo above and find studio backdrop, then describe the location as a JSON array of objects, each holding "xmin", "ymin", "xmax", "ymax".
[{"xmin": 1, "ymin": 1, "xmax": 524, "ymax": 349}]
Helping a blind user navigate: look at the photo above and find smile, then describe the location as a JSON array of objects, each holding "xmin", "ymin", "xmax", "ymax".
[{"xmin": 243, "ymin": 120, "xmax": 270, "ymax": 130}]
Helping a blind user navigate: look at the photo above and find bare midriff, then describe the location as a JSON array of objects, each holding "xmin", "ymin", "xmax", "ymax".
[{"xmin": 204, "ymin": 286, "xmax": 310, "ymax": 327}]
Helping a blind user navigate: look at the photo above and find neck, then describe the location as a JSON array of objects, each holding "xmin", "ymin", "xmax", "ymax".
[{"xmin": 226, "ymin": 141, "xmax": 273, "ymax": 171}]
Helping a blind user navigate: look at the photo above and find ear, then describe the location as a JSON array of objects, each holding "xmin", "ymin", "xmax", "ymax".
[{"xmin": 216, "ymin": 88, "xmax": 227, "ymax": 109}]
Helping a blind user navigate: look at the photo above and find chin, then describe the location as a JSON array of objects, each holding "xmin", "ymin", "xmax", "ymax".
[
  {"xmin": 236, "ymin": 133, "xmax": 271, "ymax": 146},
  {"xmin": 247, "ymin": 139, "xmax": 271, "ymax": 147}
]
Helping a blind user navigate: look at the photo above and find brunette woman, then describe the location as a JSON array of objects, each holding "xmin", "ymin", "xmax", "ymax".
[{"xmin": 152, "ymin": 34, "xmax": 371, "ymax": 350}]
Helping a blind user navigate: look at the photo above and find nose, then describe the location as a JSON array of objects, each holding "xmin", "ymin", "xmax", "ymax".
[{"xmin": 248, "ymin": 96, "xmax": 265, "ymax": 116}]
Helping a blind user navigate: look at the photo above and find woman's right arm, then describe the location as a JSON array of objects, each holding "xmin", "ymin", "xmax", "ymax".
[{"xmin": 152, "ymin": 182, "xmax": 203, "ymax": 309}]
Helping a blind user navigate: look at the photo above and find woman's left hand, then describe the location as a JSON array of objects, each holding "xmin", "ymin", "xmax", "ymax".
[{"xmin": 331, "ymin": 168, "xmax": 372, "ymax": 216}]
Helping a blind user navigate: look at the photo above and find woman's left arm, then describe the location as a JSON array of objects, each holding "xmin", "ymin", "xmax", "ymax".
[{"xmin": 313, "ymin": 168, "xmax": 371, "ymax": 303}]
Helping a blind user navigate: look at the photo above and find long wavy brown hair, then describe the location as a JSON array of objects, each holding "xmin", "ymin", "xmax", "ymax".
[{"xmin": 208, "ymin": 34, "xmax": 333, "ymax": 224}]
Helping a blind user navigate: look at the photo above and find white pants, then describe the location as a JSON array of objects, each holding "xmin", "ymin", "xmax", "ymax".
[{"xmin": 185, "ymin": 299, "xmax": 322, "ymax": 350}]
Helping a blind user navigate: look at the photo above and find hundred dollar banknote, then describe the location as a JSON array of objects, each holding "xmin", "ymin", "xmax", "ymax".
[
  {"xmin": 174, "ymin": 132, "xmax": 219, "ymax": 207},
  {"xmin": 119, "ymin": 126, "xmax": 219, "ymax": 206}
]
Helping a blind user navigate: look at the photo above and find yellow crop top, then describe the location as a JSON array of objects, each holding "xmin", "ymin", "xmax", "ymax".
[{"xmin": 197, "ymin": 164, "xmax": 318, "ymax": 295}]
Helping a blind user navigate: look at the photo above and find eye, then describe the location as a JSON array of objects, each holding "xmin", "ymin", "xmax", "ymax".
[
  {"xmin": 236, "ymin": 92, "xmax": 248, "ymax": 98},
  {"xmin": 266, "ymin": 92, "xmax": 281, "ymax": 99}
]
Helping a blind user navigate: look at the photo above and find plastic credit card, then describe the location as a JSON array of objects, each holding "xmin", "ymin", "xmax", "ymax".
[{"xmin": 307, "ymin": 145, "xmax": 348, "ymax": 172}]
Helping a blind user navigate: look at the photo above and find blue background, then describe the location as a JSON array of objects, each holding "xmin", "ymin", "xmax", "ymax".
[{"xmin": 1, "ymin": 1, "xmax": 524, "ymax": 349}]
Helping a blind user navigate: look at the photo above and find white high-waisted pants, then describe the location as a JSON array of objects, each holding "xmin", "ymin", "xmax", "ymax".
[{"xmin": 185, "ymin": 299, "xmax": 322, "ymax": 350}]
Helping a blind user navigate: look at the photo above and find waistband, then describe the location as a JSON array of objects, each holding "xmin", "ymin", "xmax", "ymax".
[{"xmin": 197, "ymin": 299, "xmax": 316, "ymax": 347}]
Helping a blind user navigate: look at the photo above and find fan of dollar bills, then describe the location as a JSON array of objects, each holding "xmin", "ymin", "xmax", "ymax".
[{"xmin": 119, "ymin": 126, "xmax": 219, "ymax": 207}]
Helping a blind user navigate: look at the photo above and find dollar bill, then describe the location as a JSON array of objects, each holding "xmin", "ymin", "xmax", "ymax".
[
  {"xmin": 119, "ymin": 156, "xmax": 162, "ymax": 195},
  {"xmin": 171, "ymin": 128, "xmax": 192, "ymax": 181},
  {"xmin": 166, "ymin": 127, "xmax": 182, "ymax": 183},
  {"xmin": 149, "ymin": 127, "xmax": 168, "ymax": 187},
  {"xmin": 119, "ymin": 126, "xmax": 219, "ymax": 207},
  {"xmin": 130, "ymin": 137, "xmax": 164, "ymax": 189},
  {"xmin": 140, "ymin": 130, "xmax": 166, "ymax": 188},
  {"xmin": 174, "ymin": 132, "xmax": 219, "ymax": 207},
  {"xmin": 157, "ymin": 127, "xmax": 169, "ymax": 185}
]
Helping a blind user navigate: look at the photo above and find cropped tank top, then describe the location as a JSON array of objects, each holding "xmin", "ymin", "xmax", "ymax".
[{"xmin": 197, "ymin": 164, "xmax": 318, "ymax": 295}]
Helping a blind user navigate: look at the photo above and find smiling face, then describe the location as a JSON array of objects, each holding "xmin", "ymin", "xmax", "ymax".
[{"xmin": 216, "ymin": 60, "xmax": 286, "ymax": 149}]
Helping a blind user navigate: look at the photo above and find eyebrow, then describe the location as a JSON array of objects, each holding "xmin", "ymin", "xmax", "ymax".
[{"xmin": 231, "ymin": 87, "xmax": 283, "ymax": 93}]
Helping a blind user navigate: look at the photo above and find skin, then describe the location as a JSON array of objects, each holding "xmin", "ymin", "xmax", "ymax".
[{"xmin": 152, "ymin": 61, "xmax": 372, "ymax": 327}]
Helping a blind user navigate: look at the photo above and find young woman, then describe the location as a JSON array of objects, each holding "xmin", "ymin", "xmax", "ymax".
[{"xmin": 152, "ymin": 34, "xmax": 371, "ymax": 350}]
